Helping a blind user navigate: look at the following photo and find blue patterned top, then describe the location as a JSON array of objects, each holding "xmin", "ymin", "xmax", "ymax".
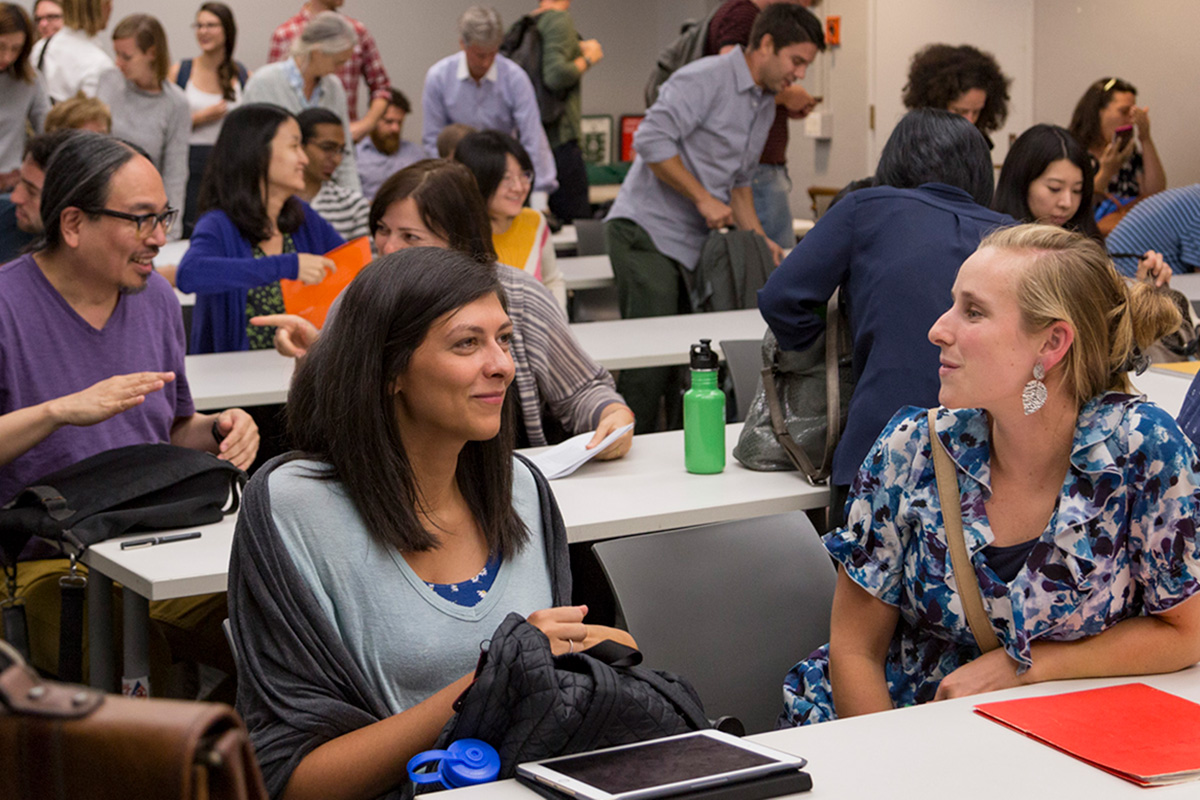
[
  {"xmin": 426, "ymin": 551, "xmax": 502, "ymax": 608},
  {"xmin": 782, "ymin": 393, "xmax": 1200, "ymax": 726}
]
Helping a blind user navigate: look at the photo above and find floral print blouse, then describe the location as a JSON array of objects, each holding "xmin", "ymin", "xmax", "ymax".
[{"xmin": 782, "ymin": 393, "xmax": 1200, "ymax": 726}]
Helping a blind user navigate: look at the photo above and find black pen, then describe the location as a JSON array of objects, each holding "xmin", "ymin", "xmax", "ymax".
[{"xmin": 120, "ymin": 532, "xmax": 203, "ymax": 550}]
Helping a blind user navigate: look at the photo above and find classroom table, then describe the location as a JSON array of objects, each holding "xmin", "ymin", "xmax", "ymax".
[
  {"xmin": 82, "ymin": 423, "xmax": 828, "ymax": 693},
  {"xmin": 552, "ymin": 219, "xmax": 815, "ymax": 255},
  {"xmin": 558, "ymin": 254, "xmax": 614, "ymax": 291},
  {"xmin": 1171, "ymin": 273, "xmax": 1200, "ymax": 307},
  {"xmin": 1132, "ymin": 366, "xmax": 1192, "ymax": 417},
  {"xmin": 184, "ymin": 310, "xmax": 768, "ymax": 410},
  {"xmin": 440, "ymin": 668, "xmax": 1200, "ymax": 800}
]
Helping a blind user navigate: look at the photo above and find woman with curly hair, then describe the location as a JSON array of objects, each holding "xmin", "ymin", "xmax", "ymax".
[{"xmin": 903, "ymin": 43, "xmax": 1010, "ymax": 147}]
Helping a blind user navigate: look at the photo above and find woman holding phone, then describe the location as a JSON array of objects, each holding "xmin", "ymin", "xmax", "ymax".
[{"xmin": 1068, "ymin": 77, "xmax": 1165, "ymax": 214}]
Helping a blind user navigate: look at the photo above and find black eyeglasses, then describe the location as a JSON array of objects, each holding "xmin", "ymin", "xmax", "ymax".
[
  {"xmin": 87, "ymin": 207, "xmax": 179, "ymax": 238},
  {"xmin": 313, "ymin": 141, "xmax": 350, "ymax": 156}
]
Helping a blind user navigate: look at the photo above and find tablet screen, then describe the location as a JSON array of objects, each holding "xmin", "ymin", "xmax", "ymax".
[{"xmin": 542, "ymin": 735, "xmax": 779, "ymax": 794}]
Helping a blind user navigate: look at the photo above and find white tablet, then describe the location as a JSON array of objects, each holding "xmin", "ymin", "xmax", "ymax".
[{"xmin": 516, "ymin": 730, "xmax": 807, "ymax": 800}]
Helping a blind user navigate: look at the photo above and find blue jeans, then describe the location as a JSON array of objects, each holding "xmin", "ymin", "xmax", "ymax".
[{"xmin": 751, "ymin": 163, "xmax": 795, "ymax": 250}]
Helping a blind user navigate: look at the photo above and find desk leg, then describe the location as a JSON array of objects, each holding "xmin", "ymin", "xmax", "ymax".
[
  {"xmin": 121, "ymin": 587, "xmax": 151, "ymax": 697},
  {"xmin": 86, "ymin": 572, "xmax": 115, "ymax": 692}
]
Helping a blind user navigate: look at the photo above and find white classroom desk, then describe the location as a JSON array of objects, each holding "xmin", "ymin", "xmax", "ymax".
[
  {"xmin": 552, "ymin": 218, "xmax": 815, "ymax": 255},
  {"xmin": 1171, "ymin": 273, "xmax": 1200, "ymax": 305},
  {"xmin": 1131, "ymin": 366, "xmax": 1192, "ymax": 418},
  {"xmin": 443, "ymin": 668, "xmax": 1200, "ymax": 800},
  {"xmin": 184, "ymin": 309, "xmax": 767, "ymax": 410},
  {"xmin": 82, "ymin": 423, "xmax": 828, "ymax": 691},
  {"xmin": 558, "ymin": 254, "xmax": 613, "ymax": 291}
]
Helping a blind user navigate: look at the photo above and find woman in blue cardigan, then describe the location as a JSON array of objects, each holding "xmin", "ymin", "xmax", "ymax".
[{"xmin": 178, "ymin": 102, "xmax": 342, "ymax": 353}]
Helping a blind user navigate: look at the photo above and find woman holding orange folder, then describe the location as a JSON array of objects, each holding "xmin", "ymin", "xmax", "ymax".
[
  {"xmin": 177, "ymin": 102, "xmax": 343, "ymax": 353},
  {"xmin": 781, "ymin": 225, "xmax": 1200, "ymax": 726}
]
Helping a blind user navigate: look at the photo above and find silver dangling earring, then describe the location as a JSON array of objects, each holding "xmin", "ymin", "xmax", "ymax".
[{"xmin": 1022, "ymin": 362, "xmax": 1047, "ymax": 415}]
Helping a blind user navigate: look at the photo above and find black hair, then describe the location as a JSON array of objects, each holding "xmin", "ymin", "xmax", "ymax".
[
  {"xmin": 197, "ymin": 2, "xmax": 238, "ymax": 102},
  {"xmin": 39, "ymin": 131, "xmax": 149, "ymax": 250},
  {"xmin": 1068, "ymin": 77, "xmax": 1138, "ymax": 151},
  {"xmin": 902, "ymin": 44, "xmax": 1011, "ymax": 135},
  {"xmin": 875, "ymin": 108, "xmax": 993, "ymax": 207},
  {"xmin": 453, "ymin": 130, "xmax": 533, "ymax": 207},
  {"xmin": 368, "ymin": 159, "xmax": 497, "ymax": 263},
  {"xmin": 297, "ymin": 107, "xmax": 343, "ymax": 144},
  {"xmin": 198, "ymin": 103, "xmax": 304, "ymax": 242},
  {"xmin": 993, "ymin": 123, "xmax": 1100, "ymax": 239},
  {"xmin": 749, "ymin": 3, "xmax": 825, "ymax": 52},
  {"xmin": 388, "ymin": 88, "xmax": 410, "ymax": 114},
  {"xmin": 24, "ymin": 128, "xmax": 81, "ymax": 170},
  {"xmin": 286, "ymin": 247, "xmax": 527, "ymax": 555}
]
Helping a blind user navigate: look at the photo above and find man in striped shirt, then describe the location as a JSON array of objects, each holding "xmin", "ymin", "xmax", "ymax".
[
  {"xmin": 297, "ymin": 108, "xmax": 370, "ymax": 241},
  {"xmin": 1108, "ymin": 184, "xmax": 1200, "ymax": 277}
]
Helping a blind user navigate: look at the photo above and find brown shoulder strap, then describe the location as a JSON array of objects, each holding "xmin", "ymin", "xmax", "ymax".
[{"xmin": 926, "ymin": 409, "xmax": 1000, "ymax": 653}]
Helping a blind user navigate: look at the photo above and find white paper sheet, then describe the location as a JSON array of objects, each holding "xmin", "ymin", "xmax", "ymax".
[{"xmin": 527, "ymin": 423, "xmax": 635, "ymax": 480}]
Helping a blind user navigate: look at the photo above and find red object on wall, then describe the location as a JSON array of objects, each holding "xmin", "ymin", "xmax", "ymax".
[
  {"xmin": 620, "ymin": 115, "xmax": 644, "ymax": 162},
  {"xmin": 825, "ymin": 16, "xmax": 841, "ymax": 46}
]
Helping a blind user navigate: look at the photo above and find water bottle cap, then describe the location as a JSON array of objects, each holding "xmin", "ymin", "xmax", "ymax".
[
  {"xmin": 690, "ymin": 339, "xmax": 718, "ymax": 370},
  {"xmin": 407, "ymin": 739, "xmax": 501, "ymax": 788}
]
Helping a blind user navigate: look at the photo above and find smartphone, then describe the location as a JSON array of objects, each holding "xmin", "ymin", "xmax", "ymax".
[
  {"xmin": 1113, "ymin": 124, "xmax": 1134, "ymax": 149},
  {"xmin": 516, "ymin": 730, "xmax": 807, "ymax": 800}
]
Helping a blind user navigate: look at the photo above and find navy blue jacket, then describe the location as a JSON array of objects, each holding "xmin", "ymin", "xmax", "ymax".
[
  {"xmin": 758, "ymin": 183, "xmax": 1013, "ymax": 486},
  {"xmin": 177, "ymin": 203, "xmax": 344, "ymax": 353}
]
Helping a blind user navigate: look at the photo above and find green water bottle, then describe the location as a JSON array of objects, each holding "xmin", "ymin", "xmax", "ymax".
[{"xmin": 684, "ymin": 339, "xmax": 725, "ymax": 474}]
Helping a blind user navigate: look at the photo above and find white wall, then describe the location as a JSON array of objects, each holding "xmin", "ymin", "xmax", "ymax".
[
  {"xmin": 1033, "ymin": 0, "xmax": 1200, "ymax": 187},
  {"xmin": 110, "ymin": 0, "xmax": 1199, "ymax": 223}
]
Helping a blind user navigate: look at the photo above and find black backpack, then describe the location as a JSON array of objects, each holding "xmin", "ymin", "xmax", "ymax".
[
  {"xmin": 0, "ymin": 444, "xmax": 246, "ymax": 678},
  {"xmin": 500, "ymin": 15, "xmax": 571, "ymax": 127},
  {"xmin": 434, "ymin": 613, "xmax": 710, "ymax": 778},
  {"xmin": 643, "ymin": 5, "xmax": 721, "ymax": 108}
]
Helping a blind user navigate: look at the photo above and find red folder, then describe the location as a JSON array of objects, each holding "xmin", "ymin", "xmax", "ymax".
[
  {"xmin": 280, "ymin": 236, "xmax": 372, "ymax": 328},
  {"xmin": 975, "ymin": 683, "xmax": 1200, "ymax": 786}
]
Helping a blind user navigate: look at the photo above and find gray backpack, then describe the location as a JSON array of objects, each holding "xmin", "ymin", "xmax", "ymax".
[{"xmin": 643, "ymin": 5, "xmax": 721, "ymax": 108}]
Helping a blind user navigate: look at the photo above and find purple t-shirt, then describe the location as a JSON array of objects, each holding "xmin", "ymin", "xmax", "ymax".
[{"xmin": 0, "ymin": 254, "xmax": 195, "ymax": 506}]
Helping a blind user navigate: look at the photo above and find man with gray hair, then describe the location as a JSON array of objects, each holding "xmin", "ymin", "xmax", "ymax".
[
  {"xmin": 267, "ymin": 0, "xmax": 392, "ymax": 142},
  {"xmin": 421, "ymin": 5, "xmax": 557, "ymax": 201},
  {"xmin": 245, "ymin": 11, "xmax": 362, "ymax": 193}
]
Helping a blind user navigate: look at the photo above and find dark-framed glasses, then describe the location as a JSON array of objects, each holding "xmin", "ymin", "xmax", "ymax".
[
  {"xmin": 87, "ymin": 207, "xmax": 179, "ymax": 238},
  {"xmin": 313, "ymin": 141, "xmax": 350, "ymax": 156}
]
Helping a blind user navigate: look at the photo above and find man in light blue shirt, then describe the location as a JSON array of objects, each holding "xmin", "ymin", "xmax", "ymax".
[
  {"xmin": 1107, "ymin": 183, "xmax": 1200, "ymax": 277},
  {"xmin": 421, "ymin": 6, "xmax": 557, "ymax": 198},
  {"xmin": 604, "ymin": 4, "xmax": 823, "ymax": 432},
  {"xmin": 356, "ymin": 89, "xmax": 423, "ymax": 200}
]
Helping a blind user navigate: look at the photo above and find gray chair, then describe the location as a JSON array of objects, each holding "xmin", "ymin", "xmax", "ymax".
[
  {"xmin": 719, "ymin": 338, "xmax": 764, "ymax": 422},
  {"xmin": 567, "ymin": 219, "xmax": 620, "ymax": 322},
  {"xmin": 573, "ymin": 219, "xmax": 608, "ymax": 256},
  {"xmin": 591, "ymin": 512, "xmax": 836, "ymax": 734}
]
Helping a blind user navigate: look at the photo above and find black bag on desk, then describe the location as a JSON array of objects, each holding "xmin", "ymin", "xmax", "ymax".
[
  {"xmin": 0, "ymin": 444, "xmax": 245, "ymax": 677},
  {"xmin": 432, "ymin": 613, "xmax": 710, "ymax": 782},
  {"xmin": 733, "ymin": 289, "xmax": 855, "ymax": 484}
]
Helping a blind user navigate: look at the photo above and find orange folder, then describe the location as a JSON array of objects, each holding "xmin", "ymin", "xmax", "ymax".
[
  {"xmin": 280, "ymin": 236, "xmax": 372, "ymax": 328},
  {"xmin": 975, "ymin": 683, "xmax": 1200, "ymax": 786}
]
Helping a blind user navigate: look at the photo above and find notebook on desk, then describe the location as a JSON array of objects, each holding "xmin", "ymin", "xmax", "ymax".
[{"xmin": 975, "ymin": 683, "xmax": 1200, "ymax": 786}]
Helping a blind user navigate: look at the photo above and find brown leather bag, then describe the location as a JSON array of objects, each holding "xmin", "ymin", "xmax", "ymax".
[{"xmin": 0, "ymin": 640, "xmax": 267, "ymax": 800}]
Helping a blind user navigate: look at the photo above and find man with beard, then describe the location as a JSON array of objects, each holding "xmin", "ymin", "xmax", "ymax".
[
  {"xmin": 0, "ymin": 131, "xmax": 75, "ymax": 263},
  {"xmin": 355, "ymin": 89, "xmax": 422, "ymax": 200},
  {"xmin": 0, "ymin": 131, "xmax": 258, "ymax": 685}
]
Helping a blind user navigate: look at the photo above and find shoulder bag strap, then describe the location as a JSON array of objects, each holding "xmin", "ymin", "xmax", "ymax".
[
  {"xmin": 824, "ymin": 288, "xmax": 844, "ymax": 467},
  {"xmin": 926, "ymin": 409, "xmax": 1000, "ymax": 653},
  {"xmin": 762, "ymin": 366, "xmax": 823, "ymax": 483}
]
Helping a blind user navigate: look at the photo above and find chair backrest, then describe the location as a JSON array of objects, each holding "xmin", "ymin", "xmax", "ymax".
[
  {"xmin": 807, "ymin": 186, "xmax": 841, "ymax": 220},
  {"xmin": 719, "ymin": 338, "xmax": 763, "ymax": 422},
  {"xmin": 574, "ymin": 219, "xmax": 608, "ymax": 256},
  {"xmin": 591, "ymin": 512, "xmax": 836, "ymax": 734}
]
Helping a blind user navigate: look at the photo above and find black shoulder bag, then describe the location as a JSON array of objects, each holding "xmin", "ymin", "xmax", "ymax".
[{"xmin": 0, "ymin": 444, "xmax": 245, "ymax": 680}]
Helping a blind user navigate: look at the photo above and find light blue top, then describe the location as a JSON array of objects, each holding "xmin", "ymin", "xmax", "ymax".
[
  {"xmin": 421, "ymin": 51, "xmax": 558, "ymax": 195},
  {"xmin": 1107, "ymin": 183, "xmax": 1200, "ymax": 276},
  {"xmin": 268, "ymin": 456, "xmax": 554, "ymax": 715},
  {"xmin": 354, "ymin": 136, "xmax": 423, "ymax": 200},
  {"xmin": 605, "ymin": 47, "xmax": 775, "ymax": 271}
]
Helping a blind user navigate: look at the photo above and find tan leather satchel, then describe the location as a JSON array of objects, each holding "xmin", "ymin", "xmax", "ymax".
[{"xmin": 0, "ymin": 640, "xmax": 267, "ymax": 800}]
